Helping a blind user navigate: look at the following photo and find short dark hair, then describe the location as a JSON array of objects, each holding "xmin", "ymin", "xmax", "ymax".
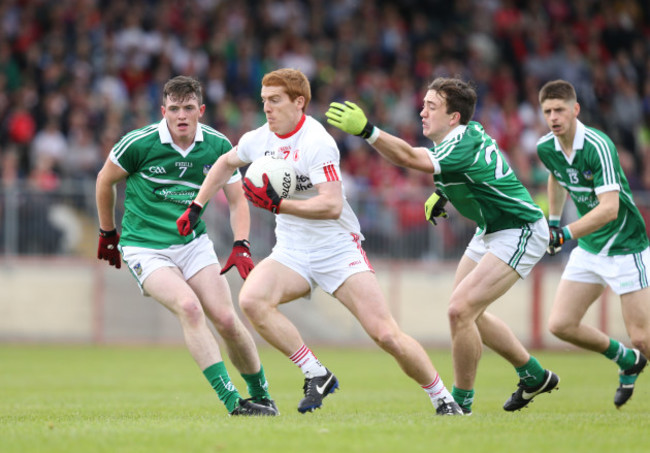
[
  {"xmin": 162, "ymin": 76, "xmax": 203, "ymax": 106},
  {"xmin": 427, "ymin": 77, "xmax": 477, "ymax": 125},
  {"xmin": 538, "ymin": 80, "xmax": 577, "ymax": 104},
  {"xmin": 262, "ymin": 68, "xmax": 312, "ymax": 111}
]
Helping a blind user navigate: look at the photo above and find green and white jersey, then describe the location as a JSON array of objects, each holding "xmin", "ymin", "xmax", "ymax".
[
  {"xmin": 428, "ymin": 121, "xmax": 543, "ymax": 233},
  {"xmin": 537, "ymin": 120, "xmax": 648, "ymax": 256},
  {"xmin": 110, "ymin": 119, "xmax": 239, "ymax": 248}
]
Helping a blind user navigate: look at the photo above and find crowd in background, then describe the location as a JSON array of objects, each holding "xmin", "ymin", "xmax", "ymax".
[{"xmin": 1, "ymin": 0, "xmax": 649, "ymax": 255}]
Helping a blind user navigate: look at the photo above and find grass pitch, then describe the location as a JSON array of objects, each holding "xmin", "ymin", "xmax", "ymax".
[{"xmin": 1, "ymin": 345, "xmax": 649, "ymax": 453}]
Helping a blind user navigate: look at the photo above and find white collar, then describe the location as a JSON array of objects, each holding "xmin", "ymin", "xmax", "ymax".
[
  {"xmin": 158, "ymin": 118, "xmax": 204, "ymax": 156},
  {"xmin": 437, "ymin": 124, "xmax": 467, "ymax": 146},
  {"xmin": 553, "ymin": 119, "xmax": 585, "ymax": 153}
]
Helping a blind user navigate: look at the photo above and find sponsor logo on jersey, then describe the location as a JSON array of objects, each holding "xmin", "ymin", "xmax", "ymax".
[
  {"xmin": 203, "ymin": 164, "xmax": 211, "ymax": 175},
  {"xmin": 175, "ymin": 161, "xmax": 193, "ymax": 168},
  {"xmin": 574, "ymin": 193, "xmax": 599, "ymax": 208},
  {"xmin": 295, "ymin": 174, "xmax": 312, "ymax": 192},
  {"xmin": 149, "ymin": 166, "xmax": 167, "ymax": 174},
  {"xmin": 153, "ymin": 186, "xmax": 197, "ymax": 205}
]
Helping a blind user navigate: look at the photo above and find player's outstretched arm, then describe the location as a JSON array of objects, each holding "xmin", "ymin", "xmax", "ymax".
[
  {"xmin": 326, "ymin": 101, "xmax": 433, "ymax": 173},
  {"xmin": 195, "ymin": 148, "xmax": 246, "ymax": 206},
  {"xmin": 177, "ymin": 149, "xmax": 246, "ymax": 236}
]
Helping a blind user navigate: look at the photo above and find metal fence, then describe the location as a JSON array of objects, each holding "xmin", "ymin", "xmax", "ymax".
[{"xmin": 3, "ymin": 180, "xmax": 650, "ymax": 260}]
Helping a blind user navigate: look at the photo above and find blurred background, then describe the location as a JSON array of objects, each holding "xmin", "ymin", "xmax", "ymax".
[{"xmin": 0, "ymin": 0, "xmax": 648, "ymax": 347}]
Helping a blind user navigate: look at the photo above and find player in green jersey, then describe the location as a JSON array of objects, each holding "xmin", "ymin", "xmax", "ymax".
[
  {"xmin": 537, "ymin": 79, "xmax": 649, "ymax": 408},
  {"xmin": 326, "ymin": 77, "xmax": 560, "ymax": 414},
  {"xmin": 95, "ymin": 76, "xmax": 277, "ymax": 416}
]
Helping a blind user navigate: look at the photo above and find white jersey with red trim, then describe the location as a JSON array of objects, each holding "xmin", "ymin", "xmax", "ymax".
[{"xmin": 237, "ymin": 115, "xmax": 363, "ymax": 249}]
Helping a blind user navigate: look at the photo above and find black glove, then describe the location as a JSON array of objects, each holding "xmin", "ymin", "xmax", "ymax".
[{"xmin": 547, "ymin": 226, "xmax": 566, "ymax": 256}]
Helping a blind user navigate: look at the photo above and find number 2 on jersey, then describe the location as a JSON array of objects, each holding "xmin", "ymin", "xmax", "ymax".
[{"xmin": 485, "ymin": 144, "xmax": 512, "ymax": 180}]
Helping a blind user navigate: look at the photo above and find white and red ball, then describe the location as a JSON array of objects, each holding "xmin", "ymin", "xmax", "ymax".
[{"xmin": 245, "ymin": 156, "xmax": 297, "ymax": 199}]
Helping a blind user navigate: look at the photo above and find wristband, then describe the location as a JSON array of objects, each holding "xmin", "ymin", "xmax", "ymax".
[
  {"xmin": 234, "ymin": 239, "xmax": 251, "ymax": 249},
  {"xmin": 357, "ymin": 121, "xmax": 375, "ymax": 140},
  {"xmin": 366, "ymin": 126, "xmax": 380, "ymax": 145},
  {"xmin": 562, "ymin": 226, "xmax": 573, "ymax": 240},
  {"xmin": 99, "ymin": 228, "xmax": 117, "ymax": 238},
  {"xmin": 548, "ymin": 216, "xmax": 561, "ymax": 228}
]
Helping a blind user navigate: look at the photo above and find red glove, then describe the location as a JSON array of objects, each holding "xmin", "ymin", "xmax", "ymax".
[
  {"xmin": 177, "ymin": 201, "xmax": 203, "ymax": 236},
  {"xmin": 242, "ymin": 174, "xmax": 282, "ymax": 214},
  {"xmin": 97, "ymin": 228, "xmax": 121, "ymax": 269},
  {"xmin": 220, "ymin": 240, "xmax": 254, "ymax": 279}
]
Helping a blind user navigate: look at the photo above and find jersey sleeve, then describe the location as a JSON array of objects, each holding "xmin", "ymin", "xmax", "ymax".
[
  {"xmin": 426, "ymin": 149, "xmax": 442, "ymax": 174},
  {"xmin": 235, "ymin": 129, "xmax": 260, "ymax": 164},
  {"xmin": 434, "ymin": 139, "xmax": 475, "ymax": 174},
  {"xmin": 109, "ymin": 131, "xmax": 144, "ymax": 174},
  {"xmin": 306, "ymin": 134, "xmax": 342, "ymax": 185}
]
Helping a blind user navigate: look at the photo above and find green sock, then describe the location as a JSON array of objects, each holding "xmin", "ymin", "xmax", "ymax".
[
  {"xmin": 241, "ymin": 365, "xmax": 271, "ymax": 401},
  {"xmin": 451, "ymin": 386, "xmax": 474, "ymax": 411},
  {"xmin": 602, "ymin": 338, "xmax": 636, "ymax": 370},
  {"xmin": 203, "ymin": 362, "xmax": 241, "ymax": 413},
  {"xmin": 515, "ymin": 356, "xmax": 546, "ymax": 386}
]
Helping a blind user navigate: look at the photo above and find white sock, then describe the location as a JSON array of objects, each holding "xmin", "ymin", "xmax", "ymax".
[
  {"xmin": 289, "ymin": 344, "xmax": 327, "ymax": 378},
  {"xmin": 422, "ymin": 374, "xmax": 454, "ymax": 405}
]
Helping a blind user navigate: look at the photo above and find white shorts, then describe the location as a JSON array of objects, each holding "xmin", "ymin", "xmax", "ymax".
[
  {"xmin": 119, "ymin": 234, "xmax": 219, "ymax": 294},
  {"xmin": 268, "ymin": 233, "xmax": 373, "ymax": 295},
  {"xmin": 464, "ymin": 218, "xmax": 548, "ymax": 279},
  {"xmin": 562, "ymin": 246, "xmax": 650, "ymax": 295}
]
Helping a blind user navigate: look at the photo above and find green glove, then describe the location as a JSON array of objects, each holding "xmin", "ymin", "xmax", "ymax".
[
  {"xmin": 424, "ymin": 189, "xmax": 449, "ymax": 226},
  {"xmin": 325, "ymin": 101, "xmax": 375, "ymax": 139}
]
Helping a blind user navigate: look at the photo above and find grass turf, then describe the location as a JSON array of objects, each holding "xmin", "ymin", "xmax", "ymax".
[{"xmin": 1, "ymin": 345, "xmax": 649, "ymax": 453}]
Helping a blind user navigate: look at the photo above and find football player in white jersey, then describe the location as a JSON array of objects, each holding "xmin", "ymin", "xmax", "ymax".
[
  {"xmin": 177, "ymin": 68, "xmax": 462, "ymax": 415},
  {"xmin": 96, "ymin": 76, "xmax": 277, "ymax": 416}
]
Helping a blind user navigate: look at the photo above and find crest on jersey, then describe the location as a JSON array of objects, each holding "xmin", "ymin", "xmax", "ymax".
[
  {"xmin": 133, "ymin": 262, "xmax": 143, "ymax": 276},
  {"xmin": 203, "ymin": 164, "xmax": 211, "ymax": 175},
  {"xmin": 582, "ymin": 169, "xmax": 594, "ymax": 181}
]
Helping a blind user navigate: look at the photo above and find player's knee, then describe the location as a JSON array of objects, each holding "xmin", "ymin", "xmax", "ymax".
[
  {"xmin": 547, "ymin": 317, "xmax": 572, "ymax": 340},
  {"xmin": 447, "ymin": 300, "xmax": 472, "ymax": 327},
  {"xmin": 239, "ymin": 292, "xmax": 264, "ymax": 321},
  {"xmin": 371, "ymin": 328, "xmax": 402, "ymax": 354},
  {"xmin": 210, "ymin": 309, "xmax": 238, "ymax": 337},
  {"xmin": 177, "ymin": 298, "xmax": 205, "ymax": 326}
]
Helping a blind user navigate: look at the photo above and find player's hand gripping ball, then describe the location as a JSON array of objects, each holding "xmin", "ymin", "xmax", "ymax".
[{"xmin": 244, "ymin": 156, "xmax": 297, "ymax": 199}]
